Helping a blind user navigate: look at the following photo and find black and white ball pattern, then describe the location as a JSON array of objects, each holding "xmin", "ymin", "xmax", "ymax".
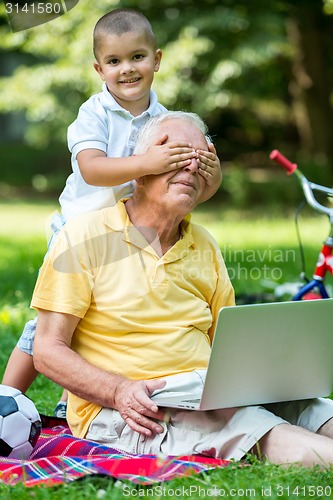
[{"xmin": 0, "ymin": 384, "xmax": 42, "ymax": 459}]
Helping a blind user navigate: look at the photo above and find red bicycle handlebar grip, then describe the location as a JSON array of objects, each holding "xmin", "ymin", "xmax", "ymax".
[{"xmin": 270, "ymin": 150, "xmax": 297, "ymax": 175}]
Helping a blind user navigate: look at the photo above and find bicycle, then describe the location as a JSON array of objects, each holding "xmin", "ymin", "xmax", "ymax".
[{"xmin": 269, "ymin": 150, "xmax": 333, "ymax": 300}]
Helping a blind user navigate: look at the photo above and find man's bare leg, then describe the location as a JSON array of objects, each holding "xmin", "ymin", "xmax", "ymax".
[
  {"xmin": 1, "ymin": 346, "xmax": 38, "ymax": 393},
  {"xmin": 317, "ymin": 418, "xmax": 333, "ymax": 439},
  {"xmin": 256, "ymin": 423, "xmax": 333, "ymax": 467}
]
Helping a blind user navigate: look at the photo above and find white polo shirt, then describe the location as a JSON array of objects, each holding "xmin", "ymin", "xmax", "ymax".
[{"xmin": 59, "ymin": 83, "xmax": 167, "ymax": 220}]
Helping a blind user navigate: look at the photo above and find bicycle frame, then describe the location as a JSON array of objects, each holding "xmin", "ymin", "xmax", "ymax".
[
  {"xmin": 293, "ymin": 237, "xmax": 333, "ymax": 300},
  {"xmin": 270, "ymin": 150, "xmax": 333, "ymax": 300}
]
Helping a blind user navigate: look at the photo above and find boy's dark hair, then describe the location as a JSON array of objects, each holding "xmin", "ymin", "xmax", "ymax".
[{"xmin": 93, "ymin": 8, "xmax": 157, "ymax": 60}]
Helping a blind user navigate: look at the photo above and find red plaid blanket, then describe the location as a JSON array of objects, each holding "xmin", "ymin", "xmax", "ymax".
[{"xmin": 0, "ymin": 416, "xmax": 230, "ymax": 487}]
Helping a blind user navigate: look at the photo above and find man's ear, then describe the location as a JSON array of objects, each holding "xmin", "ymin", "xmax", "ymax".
[
  {"xmin": 135, "ymin": 176, "xmax": 145, "ymax": 187},
  {"xmin": 93, "ymin": 61, "xmax": 105, "ymax": 81}
]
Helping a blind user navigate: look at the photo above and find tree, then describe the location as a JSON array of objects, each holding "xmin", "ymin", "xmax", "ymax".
[
  {"xmin": 286, "ymin": 0, "xmax": 333, "ymax": 160},
  {"xmin": 0, "ymin": 0, "xmax": 332, "ymax": 169}
]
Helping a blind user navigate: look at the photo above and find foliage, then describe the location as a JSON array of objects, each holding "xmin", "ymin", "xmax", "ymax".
[{"xmin": 0, "ymin": 141, "xmax": 69, "ymax": 197}]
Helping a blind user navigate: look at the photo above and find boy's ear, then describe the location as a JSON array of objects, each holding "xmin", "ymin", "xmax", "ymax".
[
  {"xmin": 154, "ymin": 49, "xmax": 162, "ymax": 73},
  {"xmin": 93, "ymin": 62, "xmax": 105, "ymax": 81}
]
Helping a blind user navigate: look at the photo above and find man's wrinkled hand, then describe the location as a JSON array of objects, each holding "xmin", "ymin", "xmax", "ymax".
[{"xmin": 114, "ymin": 378, "xmax": 166, "ymax": 436}]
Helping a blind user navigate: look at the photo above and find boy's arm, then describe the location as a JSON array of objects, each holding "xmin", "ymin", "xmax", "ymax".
[
  {"xmin": 77, "ymin": 137, "xmax": 197, "ymax": 187},
  {"xmin": 197, "ymin": 143, "xmax": 222, "ymax": 202}
]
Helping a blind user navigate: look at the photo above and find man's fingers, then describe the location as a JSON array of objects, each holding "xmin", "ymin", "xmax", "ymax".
[
  {"xmin": 127, "ymin": 400, "xmax": 159, "ymax": 417},
  {"xmin": 145, "ymin": 378, "xmax": 166, "ymax": 395},
  {"xmin": 124, "ymin": 416, "xmax": 158, "ymax": 437},
  {"xmin": 123, "ymin": 409, "xmax": 164, "ymax": 436},
  {"xmin": 116, "ymin": 379, "xmax": 167, "ymax": 436},
  {"xmin": 123, "ymin": 415, "xmax": 152, "ymax": 436}
]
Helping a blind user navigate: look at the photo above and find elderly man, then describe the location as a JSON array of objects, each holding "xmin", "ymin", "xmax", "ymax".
[{"xmin": 33, "ymin": 111, "xmax": 333, "ymax": 466}]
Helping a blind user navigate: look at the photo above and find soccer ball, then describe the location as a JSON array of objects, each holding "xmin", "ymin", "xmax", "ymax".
[{"xmin": 0, "ymin": 384, "xmax": 42, "ymax": 459}]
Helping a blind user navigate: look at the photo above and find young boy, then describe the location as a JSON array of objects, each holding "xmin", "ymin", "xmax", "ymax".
[{"xmin": 1, "ymin": 8, "xmax": 222, "ymax": 418}]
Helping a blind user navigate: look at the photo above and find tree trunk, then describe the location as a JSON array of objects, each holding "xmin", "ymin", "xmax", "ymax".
[{"xmin": 286, "ymin": 1, "xmax": 333, "ymax": 162}]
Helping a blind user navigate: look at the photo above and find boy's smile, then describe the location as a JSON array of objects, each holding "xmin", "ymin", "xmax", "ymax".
[{"xmin": 94, "ymin": 31, "xmax": 162, "ymax": 116}]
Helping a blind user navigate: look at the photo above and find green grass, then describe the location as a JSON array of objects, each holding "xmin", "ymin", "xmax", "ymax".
[
  {"xmin": 192, "ymin": 204, "xmax": 333, "ymax": 299},
  {"xmin": 1, "ymin": 200, "xmax": 333, "ymax": 499}
]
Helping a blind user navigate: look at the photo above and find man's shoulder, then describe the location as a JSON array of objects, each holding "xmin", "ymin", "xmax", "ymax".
[
  {"xmin": 61, "ymin": 209, "xmax": 107, "ymax": 240},
  {"xmin": 191, "ymin": 223, "xmax": 220, "ymax": 254},
  {"xmin": 64, "ymin": 202, "xmax": 125, "ymax": 234},
  {"xmin": 191, "ymin": 221, "xmax": 215, "ymax": 238}
]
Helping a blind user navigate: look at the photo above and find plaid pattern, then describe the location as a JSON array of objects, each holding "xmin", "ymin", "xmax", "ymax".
[{"xmin": 0, "ymin": 416, "xmax": 230, "ymax": 487}]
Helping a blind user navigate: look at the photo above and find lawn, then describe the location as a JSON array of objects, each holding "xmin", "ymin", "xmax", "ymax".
[{"xmin": 1, "ymin": 200, "xmax": 333, "ymax": 499}]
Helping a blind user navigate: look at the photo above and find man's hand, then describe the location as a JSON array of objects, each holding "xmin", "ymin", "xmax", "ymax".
[
  {"xmin": 114, "ymin": 378, "xmax": 167, "ymax": 436},
  {"xmin": 141, "ymin": 134, "xmax": 197, "ymax": 175}
]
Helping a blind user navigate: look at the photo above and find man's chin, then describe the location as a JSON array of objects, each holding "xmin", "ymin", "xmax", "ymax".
[{"xmin": 175, "ymin": 192, "xmax": 201, "ymax": 211}]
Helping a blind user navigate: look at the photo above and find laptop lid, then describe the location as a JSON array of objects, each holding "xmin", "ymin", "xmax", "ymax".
[
  {"xmin": 200, "ymin": 298, "xmax": 333, "ymax": 410},
  {"xmin": 152, "ymin": 299, "xmax": 333, "ymax": 410}
]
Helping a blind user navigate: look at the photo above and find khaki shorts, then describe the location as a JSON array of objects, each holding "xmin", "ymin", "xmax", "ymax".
[{"xmin": 86, "ymin": 371, "xmax": 333, "ymax": 460}]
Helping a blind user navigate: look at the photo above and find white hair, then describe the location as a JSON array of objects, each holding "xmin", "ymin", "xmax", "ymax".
[{"xmin": 134, "ymin": 111, "xmax": 210, "ymax": 154}]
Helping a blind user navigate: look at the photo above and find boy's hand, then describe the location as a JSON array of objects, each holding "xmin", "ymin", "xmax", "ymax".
[
  {"xmin": 143, "ymin": 134, "xmax": 197, "ymax": 175},
  {"xmin": 197, "ymin": 143, "xmax": 222, "ymax": 187},
  {"xmin": 196, "ymin": 143, "xmax": 222, "ymax": 202}
]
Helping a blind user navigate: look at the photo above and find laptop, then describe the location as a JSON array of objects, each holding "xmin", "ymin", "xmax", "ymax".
[{"xmin": 151, "ymin": 298, "xmax": 333, "ymax": 410}]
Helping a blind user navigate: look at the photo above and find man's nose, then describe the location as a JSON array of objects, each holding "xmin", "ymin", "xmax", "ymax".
[{"xmin": 183, "ymin": 157, "xmax": 199, "ymax": 174}]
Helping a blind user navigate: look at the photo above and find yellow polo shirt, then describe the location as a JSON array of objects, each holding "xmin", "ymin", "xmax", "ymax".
[{"xmin": 31, "ymin": 200, "xmax": 235, "ymax": 437}]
